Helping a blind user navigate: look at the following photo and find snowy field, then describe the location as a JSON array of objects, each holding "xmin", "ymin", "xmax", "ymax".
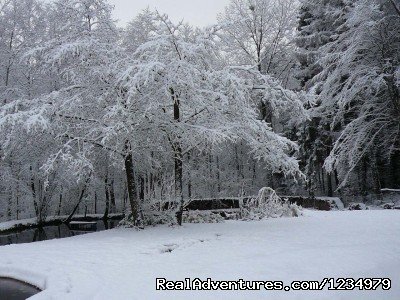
[{"xmin": 0, "ymin": 210, "xmax": 399, "ymax": 300}]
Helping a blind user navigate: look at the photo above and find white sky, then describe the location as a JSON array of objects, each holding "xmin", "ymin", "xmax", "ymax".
[{"xmin": 108, "ymin": 0, "xmax": 230, "ymax": 27}]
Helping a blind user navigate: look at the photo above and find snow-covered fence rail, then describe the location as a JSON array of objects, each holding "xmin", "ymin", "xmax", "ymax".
[{"xmin": 381, "ymin": 188, "xmax": 400, "ymax": 195}]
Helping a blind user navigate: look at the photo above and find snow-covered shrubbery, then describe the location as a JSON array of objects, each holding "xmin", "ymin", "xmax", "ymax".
[
  {"xmin": 120, "ymin": 199, "xmax": 226, "ymax": 227},
  {"xmin": 119, "ymin": 187, "xmax": 302, "ymax": 228},
  {"xmin": 183, "ymin": 211, "xmax": 225, "ymax": 224},
  {"xmin": 120, "ymin": 210, "xmax": 225, "ymax": 227},
  {"xmin": 240, "ymin": 188, "xmax": 302, "ymax": 220},
  {"xmin": 347, "ymin": 203, "xmax": 368, "ymax": 211},
  {"xmin": 120, "ymin": 211, "xmax": 178, "ymax": 228}
]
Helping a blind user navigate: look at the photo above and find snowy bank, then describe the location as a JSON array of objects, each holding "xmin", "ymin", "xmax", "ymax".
[{"xmin": 0, "ymin": 210, "xmax": 399, "ymax": 299}]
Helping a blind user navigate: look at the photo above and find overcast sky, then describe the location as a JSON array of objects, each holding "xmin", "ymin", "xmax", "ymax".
[{"xmin": 109, "ymin": 0, "xmax": 230, "ymax": 27}]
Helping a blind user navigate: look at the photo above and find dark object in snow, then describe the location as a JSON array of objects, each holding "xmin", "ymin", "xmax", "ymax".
[
  {"xmin": 381, "ymin": 203, "xmax": 395, "ymax": 210},
  {"xmin": 284, "ymin": 196, "xmax": 342, "ymax": 211},
  {"xmin": 0, "ymin": 278, "xmax": 40, "ymax": 300},
  {"xmin": 348, "ymin": 203, "xmax": 368, "ymax": 210}
]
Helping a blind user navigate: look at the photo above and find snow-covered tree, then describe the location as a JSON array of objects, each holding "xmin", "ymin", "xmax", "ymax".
[
  {"xmin": 0, "ymin": 0, "xmax": 122, "ymax": 222},
  {"xmin": 218, "ymin": 0, "xmax": 299, "ymax": 88},
  {"xmin": 112, "ymin": 13, "xmax": 304, "ymax": 224},
  {"xmin": 0, "ymin": 0, "xmax": 47, "ymax": 105},
  {"xmin": 322, "ymin": 0, "xmax": 400, "ymax": 192},
  {"xmin": 295, "ymin": 0, "xmax": 349, "ymax": 197}
]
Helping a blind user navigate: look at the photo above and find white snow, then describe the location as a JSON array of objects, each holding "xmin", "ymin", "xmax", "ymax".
[
  {"xmin": 381, "ymin": 189, "xmax": 400, "ymax": 192},
  {"xmin": 0, "ymin": 210, "xmax": 399, "ymax": 300},
  {"xmin": 68, "ymin": 221, "xmax": 97, "ymax": 225},
  {"xmin": 0, "ymin": 218, "xmax": 38, "ymax": 232}
]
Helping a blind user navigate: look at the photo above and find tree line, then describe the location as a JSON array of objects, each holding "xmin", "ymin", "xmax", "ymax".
[{"xmin": 0, "ymin": 0, "xmax": 399, "ymax": 225}]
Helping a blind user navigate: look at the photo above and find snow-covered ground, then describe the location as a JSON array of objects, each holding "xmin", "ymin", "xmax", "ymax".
[{"xmin": 0, "ymin": 210, "xmax": 399, "ymax": 300}]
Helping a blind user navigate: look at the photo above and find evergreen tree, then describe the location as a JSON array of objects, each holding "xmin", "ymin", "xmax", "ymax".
[{"xmin": 295, "ymin": 0, "xmax": 348, "ymax": 197}]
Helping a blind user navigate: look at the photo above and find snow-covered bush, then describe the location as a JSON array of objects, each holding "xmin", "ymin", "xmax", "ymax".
[
  {"xmin": 120, "ymin": 196, "xmax": 226, "ymax": 227},
  {"xmin": 120, "ymin": 209, "xmax": 225, "ymax": 227},
  {"xmin": 119, "ymin": 211, "xmax": 176, "ymax": 228},
  {"xmin": 347, "ymin": 203, "xmax": 368, "ymax": 211},
  {"xmin": 241, "ymin": 187, "xmax": 302, "ymax": 220},
  {"xmin": 183, "ymin": 211, "xmax": 225, "ymax": 224},
  {"xmin": 381, "ymin": 203, "xmax": 395, "ymax": 210}
]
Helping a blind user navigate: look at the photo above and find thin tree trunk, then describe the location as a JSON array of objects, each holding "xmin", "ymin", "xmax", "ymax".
[
  {"xmin": 30, "ymin": 166, "xmax": 39, "ymax": 220},
  {"xmin": 122, "ymin": 185, "xmax": 128, "ymax": 213},
  {"xmin": 57, "ymin": 192, "xmax": 63, "ymax": 216},
  {"xmin": 234, "ymin": 145, "xmax": 241, "ymax": 180},
  {"xmin": 65, "ymin": 176, "xmax": 91, "ymax": 224},
  {"xmin": 94, "ymin": 191, "xmax": 98, "ymax": 214},
  {"xmin": 16, "ymin": 194, "xmax": 19, "ymax": 220},
  {"xmin": 208, "ymin": 152, "xmax": 214, "ymax": 197},
  {"xmin": 3, "ymin": 29, "xmax": 13, "ymax": 105},
  {"xmin": 104, "ymin": 175, "xmax": 110, "ymax": 220},
  {"xmin": 216, "ymin": 155, "xmax": 221, "ymax": 194},
  {"xmin": 187, "ymin": 152, "xmax": 192, "ymax": 199},
  {"xmin": 7, "ymin": 189, "xmax": 12, "ymax": 221},
  {"xmin": 64, "ymin": 184, "xmax": 86, "ymax": 224},
  {"xmin": 139, "ymin": 175, "xmax": 145, "ymax": 201},
  {"xmin": 109, "ymin": 179, "xmax": 116, "ymax": 214},
  {"xmin": 327, "ymin": 171, "xmax": 333, "ymax": 197}
]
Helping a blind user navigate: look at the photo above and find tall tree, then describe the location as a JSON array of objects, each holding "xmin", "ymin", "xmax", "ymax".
[
  {"xmin": 295, "ymin": 0, "xmax": 348, "ymax": 197},
  {"xmin": 323, "ymin": 0, "xmax": 400, "ymax": 191},
  {"xmin": 115, "ymin": 13, "xmax": 304, "ymax": 224}
]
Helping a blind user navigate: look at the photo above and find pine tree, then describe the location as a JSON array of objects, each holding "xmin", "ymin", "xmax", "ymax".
[
  {"xmin": 323, "ymin": 0, "xmax": 400, "ymax": 191},
  {"xmin": 295, "ymin": 0, "xmax": 348, "ymax": 197}
]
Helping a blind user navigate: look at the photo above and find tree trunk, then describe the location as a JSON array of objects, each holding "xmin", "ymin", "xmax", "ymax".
[
  {"xmin": 109, "ymin": 179, "xmax": 116, "ymax": 214},
  {"xmin": 216, "ymin": 155, "xmax": 221, "ymax": 194},
  {"xmin": 30, "ymin": 166, "xmax": 40, "ymax": 221},
  {"xmin": 65, "ymin": 176, "xmax": 91, "ymax": 224},
  {"xmin": 124, "ymin": 148, "xmax": 140, "ymax": 225},
  {"xmin": 187, "ymin": 152, "xmax": 192, "ymax": 199},
  {"xmin": 57, "ymin": 193, "xmax": 63, "ymax": 216},
  {"xmin": 122, "ymin": 185, "xmax": 128, "ymax": 212},
  {"xmin": 171, "ymin": 87, "xmax": 184, "ymax": 225},
  {"xmin": 139, "ymin": 175, "xmax": 145, "ymax": 201},
  {"xmin": 327, "ymin": 171, "xmax": 333, "ymax": 197},
  {"xmin": 94, "ymin": 191, "xmax": 98, "ymax": 214},
  {"xmin": 208, "ymin": 153, "xmax": 214, "ymax": 197},
  {"xmin": 103, "ymin": 177, "xmax": 110, "ymax": 220},
  {"xmin": 7, "ymin": 189, "xmax": 12, "ymax": 221},
  {"xmin": 174, "ymin": 144, "xmax": 184, "ymax": 225},
  {"xmin": 361, "ymin": 157, "xmax": 368, "ymax": 201}
]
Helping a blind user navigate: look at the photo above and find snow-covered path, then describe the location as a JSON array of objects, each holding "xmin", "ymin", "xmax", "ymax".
[{"xmin": 0, "ymin": 210, "xmax": 399, "ymax": 300}]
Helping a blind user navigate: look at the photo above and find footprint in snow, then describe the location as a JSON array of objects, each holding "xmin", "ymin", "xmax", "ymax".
[{"xmin": 160, "ymin": 243, "xmax": 179, "ymax": 254}]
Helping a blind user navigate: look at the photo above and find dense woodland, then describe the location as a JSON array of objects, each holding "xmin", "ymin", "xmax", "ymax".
[{"xmin": 0, "ymin": 0, "xmax": 399, "ymax": 224}]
